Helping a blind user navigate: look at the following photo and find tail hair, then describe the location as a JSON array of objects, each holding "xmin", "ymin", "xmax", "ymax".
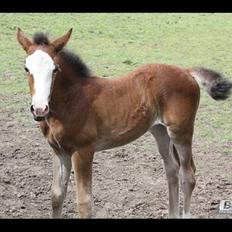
[{"xmin": 189, "ymin": 67, "xmax": 232, "ymax": 100}]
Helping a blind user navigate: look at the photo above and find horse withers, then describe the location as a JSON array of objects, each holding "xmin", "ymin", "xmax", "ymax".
[{"xmin": 17, "ymin": 28, "xmax": 232, "ymax": 218}]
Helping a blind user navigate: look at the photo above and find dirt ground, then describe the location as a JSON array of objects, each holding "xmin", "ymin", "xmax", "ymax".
[{"xmin": 0, "ymin": 94, "xmax": 231, "ymax": 219}]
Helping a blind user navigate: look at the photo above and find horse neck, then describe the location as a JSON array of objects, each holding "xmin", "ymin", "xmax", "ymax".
[{"xmin": 49, "ymin": 69, "xmax": 83, "ymax": 114}]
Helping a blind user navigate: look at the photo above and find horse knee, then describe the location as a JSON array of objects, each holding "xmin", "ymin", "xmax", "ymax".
[
  {"xmin": 165, "ymin": 165, "xmax": 179, "ymax": 185},
  {"xmin": 79, "ymin": 194, "xmax": 91, "ymax": 208},
  {"xmin": 169, "ymin": 175, "xmax": 179, "ymax": 184},
  {"xmin": 180, "ymin": 169, "xmax": 196, "ymax": 190},
  {"xmin": 52, "ymin": 189, "xmax": 65, "ymax": 209},
  {"xmin": 78, "ymin": 194, "xmax": 92, "ymax": 218}
]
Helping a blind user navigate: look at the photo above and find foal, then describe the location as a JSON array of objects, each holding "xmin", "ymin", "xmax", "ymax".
[{"xmin": 17, "ymin": 28, "xmax": 232, "ymax": 218}]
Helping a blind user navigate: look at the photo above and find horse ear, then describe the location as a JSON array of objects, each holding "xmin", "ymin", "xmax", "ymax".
[
  {"xmin": 17, "ymin": 28, "xmax": 32, "ymax": 52},
  {"xmin": 51, "ymin": 28, "xmax": 73, "ymax": 53}
]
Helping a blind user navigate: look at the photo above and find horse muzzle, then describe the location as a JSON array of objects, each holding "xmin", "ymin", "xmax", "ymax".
[{"xmin": 30, "ymin": 105, "xmax": 49, "ymax": 121}]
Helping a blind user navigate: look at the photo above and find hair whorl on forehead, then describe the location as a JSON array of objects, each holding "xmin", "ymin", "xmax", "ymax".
[{"xmin": 33, "ymin": 32, "xmax": 50, "ymax": 45}]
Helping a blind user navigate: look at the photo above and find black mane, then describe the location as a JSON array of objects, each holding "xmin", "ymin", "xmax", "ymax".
[
  {"xmin": 58, "ymin": 49, "xmax": 92, "ymax": 78},
  {"xmin": 32, "ymin": 32, "xmax": 91, "ymax": 78}
]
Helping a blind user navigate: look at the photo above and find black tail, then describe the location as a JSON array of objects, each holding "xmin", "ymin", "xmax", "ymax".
[{"xmin": 189, "ymin": 67, "xmax": 232, "ymax": 100}]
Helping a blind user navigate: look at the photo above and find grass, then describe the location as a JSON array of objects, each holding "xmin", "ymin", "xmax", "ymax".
[{"xmin": 0, "ymin": 13, "xmax": 232, "ymax": 145}]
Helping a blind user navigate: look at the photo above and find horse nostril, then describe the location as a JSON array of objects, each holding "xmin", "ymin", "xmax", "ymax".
[
  {"xmin": 44, "ymin": 105, "xmax": 49, "ymax": 113},
  {"xmin": 30, "ymin": 105, "xmax": 35, "ymax": 112}
]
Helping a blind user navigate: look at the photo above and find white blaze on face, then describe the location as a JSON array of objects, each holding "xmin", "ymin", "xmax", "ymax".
[{"xmin": 25, "ymin": 50, "xmax": 55, "ymax": 110}]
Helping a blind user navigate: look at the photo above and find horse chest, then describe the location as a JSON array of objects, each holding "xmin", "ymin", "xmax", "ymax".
[{"xmin": 43, "ymin": 120, "xmax": 97, "ymax": 153}]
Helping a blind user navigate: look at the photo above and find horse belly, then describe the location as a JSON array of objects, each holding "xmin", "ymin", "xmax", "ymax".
[
  {"xmin": 95, "ymin": 130, "xmax": 146, "ymax": 151},
  {"xmin": 95, "ymin": 115, "xmax": 157, "ymax": 152}
]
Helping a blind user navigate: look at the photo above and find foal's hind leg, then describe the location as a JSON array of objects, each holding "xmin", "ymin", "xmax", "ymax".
[
  {"xmin": 167, "ymin": 126, "xmax": 196, "ymax": 218},
  {"xmin": 191, "ymin": 157, "xmax": 196, "ymax": 174},
  {"xmin": 51, "ymin": 151, "xmax": 72, "ymax": 218},
  {"xmin": 72, "ymin": 148, "xmax": 94, "ymax": 218},
  {"xmin": 150, "ymin": 124, "xmax": 180, "ymax": 218}
]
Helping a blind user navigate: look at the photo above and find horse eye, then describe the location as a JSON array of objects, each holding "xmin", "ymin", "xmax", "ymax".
[
  {"xmin": 53, "ymin": 67, "xmax": 58, "ymax": 73},
  {"xmin": 53, "ymin": 65, "xmax": 59, "ymax": 74},
  {"xmin": 24, "ymin": 67, "xmax": 29, "ymax": 73}
]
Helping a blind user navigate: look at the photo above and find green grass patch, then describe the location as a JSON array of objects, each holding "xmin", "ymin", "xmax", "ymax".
[{"xmin": 0, "ymin": 13, "xmax": 232, "ymax": 146}]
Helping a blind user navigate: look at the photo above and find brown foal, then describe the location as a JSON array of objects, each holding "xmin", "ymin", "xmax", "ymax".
[{"xmin": 17, "ymin": 28, "xmax": 232, "ymax": 218}]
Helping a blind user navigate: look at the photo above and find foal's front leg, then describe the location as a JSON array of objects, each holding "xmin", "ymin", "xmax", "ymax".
[
  {"xmin": 72, "ymin": 149, "xmax": 94, "ymax": 218},
  {"xmin": 51, "ymin": 151, "xmax": 72, "ymax": 218}
]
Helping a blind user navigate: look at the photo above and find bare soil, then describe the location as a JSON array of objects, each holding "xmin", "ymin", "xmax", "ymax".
[{"xmin": 0, "ymin": 94, "xmax": 231, "ymax": 219}]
